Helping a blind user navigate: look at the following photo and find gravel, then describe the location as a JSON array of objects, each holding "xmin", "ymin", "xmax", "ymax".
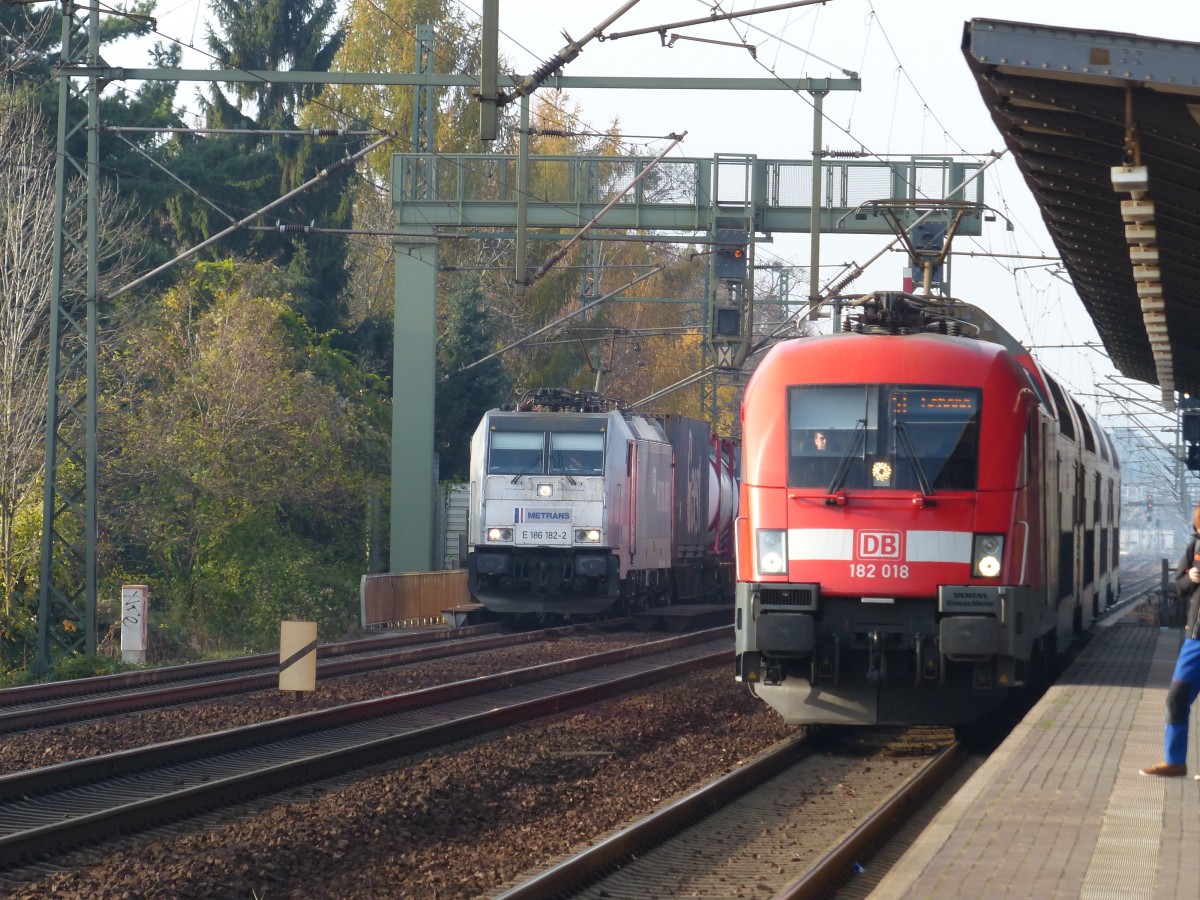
[
  {"xmin": 2, "ymin": 647, "xmax": 803, "ymax": 898},
  {"xmin": 2, "ymin": 631, "xmax": 660, "ymax": 774},
  {"xmin": 1, "ymin": 632, "xmax": 918, "ymax": 899}
]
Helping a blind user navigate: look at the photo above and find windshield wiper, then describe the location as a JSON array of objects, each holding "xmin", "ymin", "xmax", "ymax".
[
  {"xmin": 894, "ymin": 419, "xmax": 934, "ymax": 497},
  {"xmin": 510, "ymin": 459, "xmax": 543, "ymax": 484},
  {"xmin": 549, "ymin": 456, "xmax": 577, "ymax": 485},
  {"xmin": 826, "ymin": 420, "xmax": 866, "ymax": 497}
]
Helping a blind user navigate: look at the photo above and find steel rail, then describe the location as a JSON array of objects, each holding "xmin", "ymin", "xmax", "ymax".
[
  {"xmin": 492, "ymin": 734, "xmax": 818, "ymax": 900},
  {"xmin": 0, "ymin": 622, "xmax": 505, "ymax": 708},
  {"xmin": 0, "ymin": 629, "xmax": 730, "ymax": 871},
  {"xmin": 774, "ymin": 742, "xmax": 964, "ymax": 899},
  {"xmin": 0, "ymin": 628, "xmax": 545, "ymax": 734},
  {"xmin": 494, "ymin": 731, "xmax": 959, "ymax": 900},
  {"xmin": 492, "ymin": 566, "xmax": 1158, "ymax": 898}
]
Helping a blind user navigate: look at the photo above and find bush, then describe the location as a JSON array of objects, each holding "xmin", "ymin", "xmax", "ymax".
[
  {"xmin": 50, "ymin": 652, "xmax": 138, "ymax": 681},
  {"xmin": 0, "ymin": 608, "xmax": 37, "ymax": 683},
  {"xmin": 182, "ymin": 513, "xmax": 361, "ymax": 651}
]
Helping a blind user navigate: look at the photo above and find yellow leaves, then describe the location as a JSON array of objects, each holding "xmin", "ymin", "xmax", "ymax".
[
  {"xmin": 310, "ymin": 0, "xmax": 482, "ymax": 180},
  {"xmin": 102, "ymin": 261, "xmax": 363, "ymax": 523}
]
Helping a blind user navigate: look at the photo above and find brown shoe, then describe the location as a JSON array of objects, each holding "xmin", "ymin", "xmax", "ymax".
[{"xmin": 1140, "ymin": 762, "xmax": 1186, "ymax": 777}]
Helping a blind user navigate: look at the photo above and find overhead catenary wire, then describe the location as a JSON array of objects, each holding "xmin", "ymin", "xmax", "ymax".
[
  {"xmin": 706, "ymin": 0, "xmax": 849, "ymax": 77},
  {"xmin": 106, "ymin": 0, "xmax": 1018, "ymax": 284},
  {"xmin": 498, "ymin": 0, "xmax": 643, "ymax": 105},
  {"xmin": 452, "ymin": 0, "xmax": 666, "ymax": 154},
  {"xmin": 111, "ymin": 130, "xmax": 239, "ymax": 225},
  {"xmin": 446, "ymin": 265, "xmax": 667, "ymax": 380},
  {"xmin": 700, "ymin": 0, "xmax": 991, "ymax": 210},
  {"xmin": 110, "ymin": 133, "xmax": 397, "ymax": 299},
  {"xmin": 522, "ymin": 130, "xmax": 687, "ymax": 289},
  {"xmin": 104, "ymin": 126, "xmax": 380, "ymax": 136},
  {"xmin": 103, "ymin": 0, "xmax": 856, "ymax": 294},
  {"xmin": 699, "ymin": 0, "xmax": 1052, "ymax": 317},
  {"xmin": 627, "ymin": 149, "xmax": 1009, "ymax": 410},
  {"xmin": 764, "ymin": 149, "xmax": 1009, "ymax": 340},
  {"xmin": 602, "ymin": 0, "xmax": 831, "ymax": 44},
  {"xmin": 61, "ymin": 3, "xmax": 653, "ymax": 288},
  {"xmin": 88, "ymin": 2, "xmax": 1061, "ymax": 408},
  {"xmin": 92, "ymin": 1, "xmax": 1018, "ymax": 401}
]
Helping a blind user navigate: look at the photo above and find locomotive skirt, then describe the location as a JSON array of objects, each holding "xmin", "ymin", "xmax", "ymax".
[{"xmin": 1164, "ymin": 636, "xmax": 1200, "ymax": 766}]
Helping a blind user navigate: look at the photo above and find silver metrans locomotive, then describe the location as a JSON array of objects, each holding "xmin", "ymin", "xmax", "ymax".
[{"xmin": 467, "ymin": 389, "xmax": 737, "ymax": 617}]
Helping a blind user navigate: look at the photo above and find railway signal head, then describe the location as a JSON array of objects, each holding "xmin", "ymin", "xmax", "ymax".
[
  {"xmin": 714, "ymin": 229, "xmax": 749, "ymax": 280},
  {"xmin": 1183, "ymin": 409, "xmax": 1200, "ymax": 443}
]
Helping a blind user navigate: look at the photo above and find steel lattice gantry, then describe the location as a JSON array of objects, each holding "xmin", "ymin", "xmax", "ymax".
[
  {"xmin": 390, "ymin": 148, "xmax": 986, "ymax": 570},
  {"xmin": 963, "ymin": 18, "xmax": 1200, "ymax": 407},
  {"xmin": 37, "ymin": 2, "xmax": 101, "ymax": 671}
]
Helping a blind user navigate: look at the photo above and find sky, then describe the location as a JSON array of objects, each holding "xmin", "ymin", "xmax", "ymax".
[{"xmin": 115, "ymin": 0, "xmax": 1198, "ymax": 477}]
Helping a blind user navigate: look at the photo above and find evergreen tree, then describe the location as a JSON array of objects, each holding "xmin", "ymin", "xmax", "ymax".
[
  {"xmin": 1, "ymin": 2, "xmax": 182, "ymax": 271},
  {"xmin": 167, "ymin": 0, "xmax": 353, "ymax": 333},
  {"xmin": 205, "ymin": 0, "xmax": 344, "ymax": 127},
  {"xmin": 96, "ymin": 43, "xmax": 189, "ymax": 276},
  {"xmin": 435, "ymin": 274, "xmax": 510, "ymax": 481},
  {"xmin": 1, "ymin": 2, "xmax": 156, "ymax": 96}
]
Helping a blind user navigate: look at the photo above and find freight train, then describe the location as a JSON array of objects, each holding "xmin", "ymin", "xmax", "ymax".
[
  {"xmin": 734, "ymin": 292, "xmax": 1120, "ymax": 725},
  {"xmin": 467, "ymin": 389, "xmax": 738, "ymax": 617}
]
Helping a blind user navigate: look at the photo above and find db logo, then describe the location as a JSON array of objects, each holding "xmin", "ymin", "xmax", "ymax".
[{"xmin": 858, "ymin": 531, "xmax": 901, "ymax": 559}]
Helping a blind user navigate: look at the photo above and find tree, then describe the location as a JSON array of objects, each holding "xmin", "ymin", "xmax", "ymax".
[
  {"xmin": 164, "ymin": 0, "xmax": 354, "ymax": 333},
  {"xmin": 301, "ymin": 0, "xmax": 491, "ymax": 374},
  {"xmin": 1, "ymin": 5, "xmax": 192, "ymax": 280},
  {"xmin": 100, "ymin": 260, "xmax": 384, "ymax": 647},
  {"xmin": 0, "ymin": 2, "xmax": 56, "ymax": 86},
  {"xmin": 0, "ymin": 91, "xmax": 53, "ymax": 613},
  {"xmin": 1, "ymin": 2, "xmax": 164, "ymax": 150},
  {"xmin": 205, "ymin": 0, "xmax": 344, "ymax": 127},
  {"xmin": 1, "ymin": 2, "xmax": 155, "ymax": 87},
  {"xmin": 435, "ymin": 274, "xmax": 511, "ymax": 481},
  {"xmin": 310, "ymin": 0, "xmax": 482, "ymax": 182},
  {"xmin": 0, "ymin": 88, "xmax": 144, "ymax": 615}
]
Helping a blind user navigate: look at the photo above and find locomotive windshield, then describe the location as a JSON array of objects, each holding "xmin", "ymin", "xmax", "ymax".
[
  {"xmin": 488, "ymin": 431, "xmax": 544, "ymax": 476},
  {"xmin": 787, "ymin": 385, "xmax": 980, "ymax": 491},
  {"xmin": 549, "ymin": 433, "xmax": 604, "ymax": 476},
  {"xmin": 487, "ymin": 427, "xmax": 604, "ymax": 477}
]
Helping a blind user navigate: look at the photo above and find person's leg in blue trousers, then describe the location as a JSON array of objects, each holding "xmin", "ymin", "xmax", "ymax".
[{"xmin": 1164, "ymin": 637, "xmax": 1200, "ymax": 766}]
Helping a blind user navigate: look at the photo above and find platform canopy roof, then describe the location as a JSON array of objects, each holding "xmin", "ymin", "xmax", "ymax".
[{"xmin": 962, "ymin": 19, "xmax": 1200, "ymax": 407}]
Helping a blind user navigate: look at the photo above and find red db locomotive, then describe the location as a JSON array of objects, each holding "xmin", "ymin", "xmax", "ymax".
[{"xmin": 734, "ymin": 293, "xmax": 1120, "ymax": 724}]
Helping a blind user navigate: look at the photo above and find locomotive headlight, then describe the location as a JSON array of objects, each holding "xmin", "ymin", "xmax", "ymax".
[
  {"xmin": 486, "ymin": 527, "xmax": 513, "ymax": 542},
  {"xmin": 973, "ymin": 534, "xmax": 1004, "ymax": 578},
  {"xmin": 756, "ymin": 530, "xmax": 788, "ymax": 576},
  {"xmin": 575, "ymin": 528, "xmax": 602, "ymax": 543},
  {"xmin": 536, "ymin": 483, "xmax": 554, "ymax": 498}
]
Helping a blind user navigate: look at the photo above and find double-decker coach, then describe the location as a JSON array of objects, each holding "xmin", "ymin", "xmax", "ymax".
[{"xmin": 734, "ymin": 293, "xmax": 1119, "ymax": 725}]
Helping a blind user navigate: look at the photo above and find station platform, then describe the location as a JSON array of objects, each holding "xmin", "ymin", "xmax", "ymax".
[{"xmin": 872, "ymin": 617, "xmax": 1200, "ymax": 899}]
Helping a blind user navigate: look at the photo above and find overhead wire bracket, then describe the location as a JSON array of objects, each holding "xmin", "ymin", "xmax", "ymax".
[{"xmin": 664, "ymin": 32, "xmax": 756, "ymax": 58}]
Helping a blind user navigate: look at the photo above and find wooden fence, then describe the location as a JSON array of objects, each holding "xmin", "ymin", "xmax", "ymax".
[{"xmin": 360, "ymin": 570, "xmax": 471, "ymax": 628}]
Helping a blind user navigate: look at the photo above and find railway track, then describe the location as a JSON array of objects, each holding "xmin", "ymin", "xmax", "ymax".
[
  {"xmin": 0, "ymin": 564, "xmax": 1161, "ymax": 897},
  {"xmin": 490, "ymin": 726, "xmax": 960, "ymax": 900},
  {"xmin": 0, "ymin": 627, "xmax": 729, "ymax": 874},
  {"xmin": 0, "ymin": 621, "xmax": 619, "ymax": 734},
  {"xmin": 484, "ymin": 568, "xmax": 1162, "ymax": 899}
]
